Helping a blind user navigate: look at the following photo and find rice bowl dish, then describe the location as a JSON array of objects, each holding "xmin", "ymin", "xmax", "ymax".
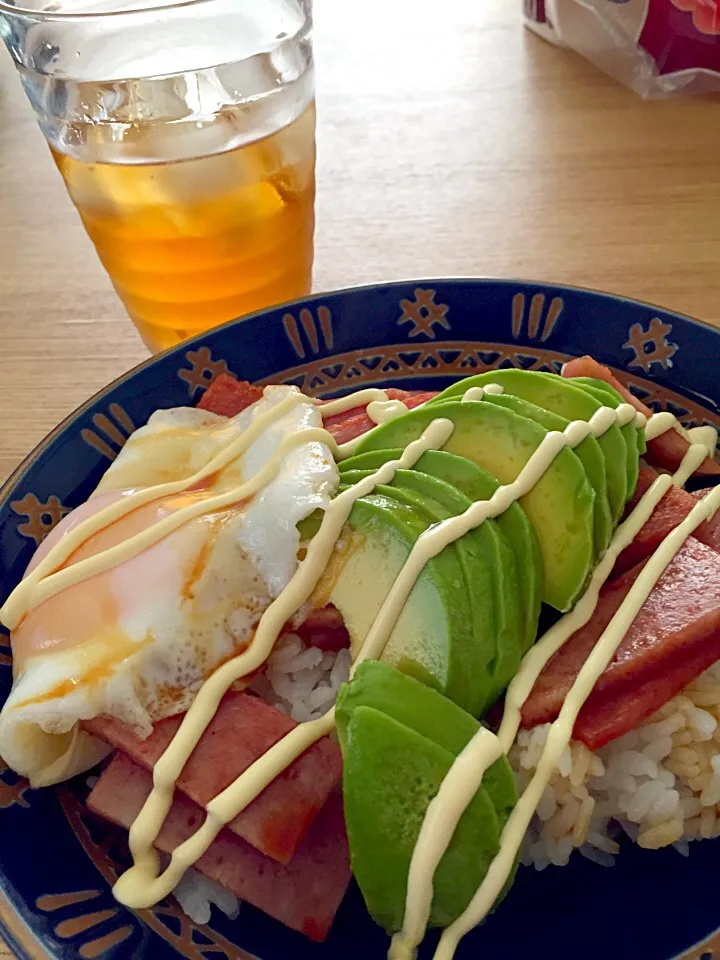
[{"xmin": 1, "ymin": 285, "xmax": 720, "ymax": 960}]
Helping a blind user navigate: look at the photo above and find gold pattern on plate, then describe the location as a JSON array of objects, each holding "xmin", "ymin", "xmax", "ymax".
[
  {"xmin": 1, "ymin": 629, "xmax": 10, "ymax": 675},
  {"xmin": 256, "ymin": 341, "xmax": 569, "ymax": 396},
  {"xmin": 0, "ymin": 887, "xmax": 48, "ymax": 960},
  {"xmin": 54, "ymin": 910, "xmax": 120, "ymax": 939},
  {"xmin": 34, "ymin": 889, "xmax": 133, "ymax": 957},
  {"xmin": 58, "ymin": 784, "xmax": 259, "ymax": 959},
  {"xmin": 1, "ymin": 343, "xmax": 718, "ymax": 960},
  {"xmin": 178, "ymin": 347, "xmax": 231, "ymax": 399},
  {"xmin": 678, "ymin": 930, "xmax": 720, "ymax": 960},
  {"xmin": 623, "ymin": 316, "xmax": 679, "ymax": 372},
  {"xmin": 36, "ymin": 891, "xmax": 102, "ymax": 912},
  {"xmin": 282, "ymin": 305, "xmax": 333, "ymax": 358},
  {"xmin": 81, "ymin": 404, "xmax": 136, "ymax": 461},
  {"xmin": 255, "ymin": 342, "xmax": 720, "ymax": 450},
  {"xmin": 0, "ymin": 761, "xmax": 30, "ymax": 811},
  {"xmin": 79, "ymin": 926, "xmax": 135, "ymax": 958},
  {"xmin": 397, "ymin": 289, "xmax": 451, "ymax": 339},
  {"xmin": 511, "ymin": 292, "xmax": 564, "ymax": 342},
  {"xmin": 10, "ymin": 493, "xmax": 70, "ymax": 545}
]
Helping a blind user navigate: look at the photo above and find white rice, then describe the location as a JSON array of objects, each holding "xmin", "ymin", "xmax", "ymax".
[
  {"xmin": 512, "ymin": 659, "xmax": 720, "ymax": 870},
  {"xmin": 173, "ymin": 869, "xmax": 241, "ymax": 925},
  {"xmin": 172, "ymin": 632, "xmax": 351, "ymax": 924},
  {"xmin": 249, "ymin": 631, "xmax": 352, "ymax": 723}
]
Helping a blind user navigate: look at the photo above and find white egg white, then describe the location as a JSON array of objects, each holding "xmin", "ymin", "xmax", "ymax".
[{"xmin": 0, "ymin": 386, "xmax": 338, "ymax": 787}]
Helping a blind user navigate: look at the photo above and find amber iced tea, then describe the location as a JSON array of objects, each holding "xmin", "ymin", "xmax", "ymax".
[
  {"xmin": 0, "ymin": 0, "xmax": 315, "ymax": 352},
  {"xmin": 51, "ymin": 104, "xmax": 316, "ymax": 352}
]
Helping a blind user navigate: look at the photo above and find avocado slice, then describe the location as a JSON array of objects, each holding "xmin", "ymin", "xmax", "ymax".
[
  {"xmin": 329, "ymin": 492, "xmax": 480, "ymax": 713},
  {"xmin": 476, "ymin": 392, "xmax": 612, "ymax": 556},
  {"xmin": 388, "ymin": 470, "xmax": 523, "ymax": 704},
  {"xmin": 566, "ymin": 375, "xmax": 645, "ymax": 480},
  {"xmin": 340, "ymin": 448, "xmax": 542, "ymax": 653},
  {"xmin": 531, "ymin": 371, "xmax": 642, "ymax": 497},
  {"xmin": 429, "ymin": 369, "xmax": 628, "ymax": 524},
  {"xmin": 352, "ymin": 479, "xmax": 498, "ymax": 714},
  {"xmin": 353, "ymin": 400, "xmax": 595, "ymax": 611},
  {"xmin": 341, "ymin": 470, "xmax": 520, "ymax": 710},
  {"xmin": 339, "ymin": 704, "xmax": 501, "ymax": 931},
  {"xmin": 336, "ymin": 660, "xmax": 517, "ymax": 826}
]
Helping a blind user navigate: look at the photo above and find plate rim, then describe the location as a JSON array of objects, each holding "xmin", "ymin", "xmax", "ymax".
[
  {"xmin": 1, "ymin": 276, "xmax": 719, "ymax": 960},
  {"xmin": 2, "ymin": 275, "xmax": 718, "ymax": 510}
]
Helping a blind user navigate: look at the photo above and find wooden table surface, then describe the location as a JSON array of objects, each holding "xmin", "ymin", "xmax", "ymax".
[{"xmin": 1, "ymin": 0, "xmax": 720, "ymax": 955}]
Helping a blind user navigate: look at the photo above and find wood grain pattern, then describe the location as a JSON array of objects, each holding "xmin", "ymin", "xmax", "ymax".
[
  {"xmin": 1, "ymin": 0, "xmax": 720, "ymax": 487},
  {"xmin": 1, "ymin": 0, "xmax": 720, "ymax": 956}
]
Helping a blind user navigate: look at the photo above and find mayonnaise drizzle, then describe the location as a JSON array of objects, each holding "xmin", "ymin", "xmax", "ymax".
[
  {"xmin": 2, "ymin": 427, "xmax": 336, "ymax": 629},
  {"xmin": 687, "ymin": 424, "xmax": 720, "ymax": 453},
  {"xmin": 112, "ymin": 418, "xmax": 456, "ymax": 909},
  {"xmin": 388, "ymin": 402, "xmax": 643, "ymax": 957},
  {"xmin": 433, "ymin": 481, "xmax": 720, "ymax": 960},
  {"xmin": 645, "ymin": 412, "xmax": 718, "ymax": 457},
  {"xmin": 391, "ymin": 472, "xmax": 677, "ymax": 959},
  {"xmin": 1, "ymin": 390, "xmax": 309, "ymax": 629},
  {"xmin": 1, "ymin": 387, "xmax": 416, "ymax": 628},
  {"xmin": 643, "ymin": 412, "xmax": 717, "ymax": 488},
  {"xmin": 8, "ymin": 376, "xmax": 719, "ymax": 958},
  {"xmin": 395, "ymin": 410, "xmax": 718, "ymax": 960},
  {"xmin": 672, "ymin": 443, "xmax": 715, "ymax": 488},
  {"xmin": 317, "ymin": 388, "xmax": 392, "ymax": 416},
  {"xmin": 461, "ymin": 384, "xmax": 505, "ymax": 402},
  {"xmin": 366, "ymin": 399, "xmax": 412, "ymax": 425},
  {"xmin": 335, "ymin": 396, "xmax": 432, "ymax": 459}
]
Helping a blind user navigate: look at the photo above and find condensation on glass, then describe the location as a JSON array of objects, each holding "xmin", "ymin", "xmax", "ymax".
[{"xmin": 0, "ymin": 0, "xmax": 316, "ymax": 351}]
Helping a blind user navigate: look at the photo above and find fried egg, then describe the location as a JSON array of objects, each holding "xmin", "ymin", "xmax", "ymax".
[{"xmin": 0, "ymin": 386, "xmax": 338, "ymax": 787}]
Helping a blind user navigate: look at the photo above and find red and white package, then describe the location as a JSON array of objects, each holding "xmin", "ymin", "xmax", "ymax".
[{"xmin": 523, "ymin": 0, "xmax": 720, "ymax": 98}]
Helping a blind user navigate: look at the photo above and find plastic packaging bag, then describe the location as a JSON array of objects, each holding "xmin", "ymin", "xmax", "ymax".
[{"xmin": 523, "ymin": 0, "xmax": 720, "ymax": 99}]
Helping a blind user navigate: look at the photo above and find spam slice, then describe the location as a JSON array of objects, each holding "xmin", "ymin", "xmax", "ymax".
[
  {"xmin": 521, "ymin": 538, "xmax": 720, "ymax": 748},
  {"xmin": 692, "ymin": 486, "xmax": 720, "ymax": 552},
  {"xmin": 321, "ymin": 389, "xmax": 438, "ymax": 445},
  {"xmin": 87, "ymin": 753, "xmax": 350, "ymax": 942},
  {"xmin": 614, "ymin": 464, "xmax": 720, "ymax": 575},
  {"xmin": 295, "ymin": 605, "xmax": 350, "ymax": 652},
  {"xmin": 85, "ymin": 691, "xmax": 341, "ymax": 864},
  {"xmin": 198, "ymin": 375, "xmax": 263, "ymax": 416},
  {"xmin": 562, "ymin": 356, "xmax": 720, "ymax": 477},
  {"xmin": 198, "ymin": 374, "xmax": 437, "ymax": 445}
]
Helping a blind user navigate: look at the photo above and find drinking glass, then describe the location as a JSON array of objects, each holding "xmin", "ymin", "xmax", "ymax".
[{"xmin": 0, "ymin": 0, "xmax": 316, "ymax": 352}]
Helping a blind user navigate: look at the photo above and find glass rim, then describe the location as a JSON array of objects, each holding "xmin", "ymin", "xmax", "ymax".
[{"xmin": 0, "ymin": 0, "xmax": 220, "ymax": 20}]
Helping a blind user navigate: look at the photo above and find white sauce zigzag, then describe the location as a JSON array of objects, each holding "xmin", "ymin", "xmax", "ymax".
[{"xmin": 2, "ymin": 382, "xmax": 718, "ymax": 960}]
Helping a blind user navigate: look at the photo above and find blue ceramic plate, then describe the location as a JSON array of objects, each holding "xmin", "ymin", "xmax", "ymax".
[{"xmin": 1, "ymin": 279, "xmax": 720, "ymax": 960}]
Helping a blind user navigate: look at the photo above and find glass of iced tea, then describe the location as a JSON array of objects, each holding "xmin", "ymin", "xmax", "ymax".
[{"xmin": 0, "ymin": 0, "xmax": 315, "ymax": 351}]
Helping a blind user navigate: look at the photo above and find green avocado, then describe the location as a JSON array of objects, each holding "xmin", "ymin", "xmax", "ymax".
[
  {"xmin": 339, "ymin": 704, "xmax": 501, "ymax": 931},
  {"xmin": 530, "ymin": 372, "xmax": 642, "ymax": 499},
  {"xmin": 353, "ymin": 399, "xmax": 595, "ymax": 611},
  {"xmin": 341, "ymin": 469, "xmax": 521, "ymax": 710},
  {"xmin": 387, "ymin": 469, "xmax": 522, "ymax": 705},
  {"xmin": 330, "ymin": 492, "xmax": 479, "ymax": 712},
  {"xmin": 429, "ymin": 369, "xmax": 628, "ymax": 524},
  {"xmin": 340, "ymin": 448, "xmax": 542, "ymax": 653},
  {"xmin": 476, "ymin": 391, "xmax": 612, "ymax": 556},
  {"xmin": 336, "ymin": 660, "xmax": 517, "ymax": 826},
  {"xmin": 566, "ymin": 374, "xmax": 646, "ymax": 478},
  {"xmin": 352, "ymin": 478, "xmax": 498, "ymax": 713}
]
